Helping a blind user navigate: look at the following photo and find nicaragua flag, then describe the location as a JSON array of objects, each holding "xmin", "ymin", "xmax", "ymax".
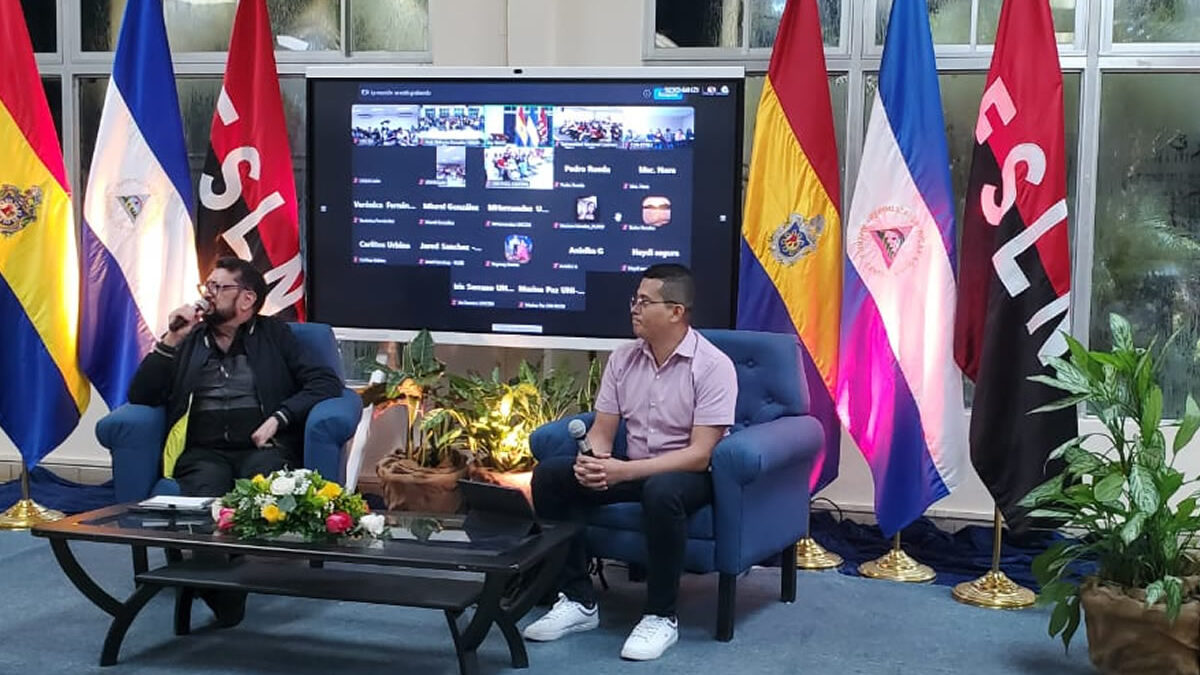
[
  {"xmin": 0, "ymin": 2, "xmax": 90, "ymax": 469},
  {"xmin": 737, "ymin": 0, "xmax": 842, "ymax": 494},
  {"xmin": 80, "ymin": 0, "xmax": 200, "ymax": 410},
  {"xmin": 836, "ymin": 0, "xmax": 968, "ymax": 537}
]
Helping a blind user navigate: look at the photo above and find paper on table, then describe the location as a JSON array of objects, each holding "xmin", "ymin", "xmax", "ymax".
[
  {"xmin": 345, "ymin": 369, "xmax": 385, "ymax": 493},
  {"xmin": 136, "ymin": 496, "xmax": 215, "ymax": 511}
]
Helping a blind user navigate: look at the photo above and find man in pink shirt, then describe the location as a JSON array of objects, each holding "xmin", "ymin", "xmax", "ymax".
[{"xmin": 523, "ymin": 264, "xmax": 737, "ymax": 661}]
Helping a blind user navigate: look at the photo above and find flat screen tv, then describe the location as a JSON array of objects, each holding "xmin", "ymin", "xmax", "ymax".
[{"xmin": 306, "ymin": 66, "xmax": 744, "ymax": 345}]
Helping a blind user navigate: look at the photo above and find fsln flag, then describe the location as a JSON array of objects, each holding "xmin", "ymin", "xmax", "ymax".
[
  {"xmin": 197, "ymin": 0, "xmax": 304, "ymax": 320},
  {"xmin": 954, "ymin": 0, "xmax": 1076, "ymax": 529},
  {"xmin": 80, "ymin": 0, "xmax": 200, "ymax": 409},
  {"xmin": 0, "ymin": 0, "xmax": 90, "ymax": 468},
  {"xmin": 837, "ymin": 0, "xmax": 969, "ymax": 537},
  {"xmin": 537, "ymin": 107, "xmax": 550, "ymax": 146},
  {"xmin": 737, "ymin": 0, "xmax": 842, "ymax": 493}
]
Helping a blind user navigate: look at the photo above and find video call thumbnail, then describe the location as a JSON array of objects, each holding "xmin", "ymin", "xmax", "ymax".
[
  {"xmin": 554, "ymin": 106, "xmax": 695, "ymax": 149},
  {"xmin": 484, "ymin": 146, "xmax": 555, "ymax": 189}
]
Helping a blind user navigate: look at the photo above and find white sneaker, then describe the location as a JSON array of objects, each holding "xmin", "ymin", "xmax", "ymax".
[
  {"xmin": 620, "ymin": 614, "xmax": 679, "ymax": 661},
  {"xmin": 522, "ymin": 593, "xmax": 600, "ymax": 641}
]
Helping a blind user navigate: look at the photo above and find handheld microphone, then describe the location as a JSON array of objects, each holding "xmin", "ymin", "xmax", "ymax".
[
  {"xmin": 168, "ymin": 298, "xmax": 213, "ymax": 332},
  {"xmin": 567, "ymin": 419, "xmax": 595, "ymax": 457}
]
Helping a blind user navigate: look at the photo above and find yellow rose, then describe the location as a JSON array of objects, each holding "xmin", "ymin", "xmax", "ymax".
[
  {"xmin": 317, "ymin": 483, "xmax": 343, "ymax": 500},
  {"xmin": 261, "ymin": 504, "xmax": 285, "ymax": 523},
  {"xmin": 252, "ymin": 474, "xmax": 269, "ymax": 488}
]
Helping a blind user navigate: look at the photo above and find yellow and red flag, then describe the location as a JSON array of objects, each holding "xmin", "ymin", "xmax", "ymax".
[
  {"xmin": 0, "ymin": 0, "xmax": 89, "ymax": 468},
  {"xmin": 737, "ymin": 0, "xmax": 842, "ymax": 491}
]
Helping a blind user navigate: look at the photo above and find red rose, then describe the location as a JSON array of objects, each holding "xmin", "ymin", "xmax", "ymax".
[
  {"xmin": 325, "ymin": 511, "xmax": 352, "ymax": 534},
  {"xmin": 217, "ymin": 509, "xmax": 235, "ymax": 531}
]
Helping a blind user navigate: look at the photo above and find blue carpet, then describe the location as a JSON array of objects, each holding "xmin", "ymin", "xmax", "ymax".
[{"xmin": 0, "ymin": 531, "xmax": 1093, "ymax": 674}]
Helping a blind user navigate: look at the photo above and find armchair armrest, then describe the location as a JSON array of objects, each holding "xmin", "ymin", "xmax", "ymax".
[
  {"xmin": 710, "ymin": 415, "xmax": 822, "ymax": 486},
  {"xmin": 709, "ymin": 414, "xmax": 823, "ymax": 573},
  {"xmin": 530, "ymin": 413, "xmax": 593, "ymax": 462},
  {"xmin": 97, "ymin": 404, "xmax": 167, "ymax": 503},
  {"xmin": 304, "ymin": 388, "xmax": 364, "ymax": 484}
]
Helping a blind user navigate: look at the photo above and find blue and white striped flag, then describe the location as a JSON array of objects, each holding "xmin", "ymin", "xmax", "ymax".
[
  {"xmin": 80, "ymin": 0, "xmax": 200, "ymax": 409},
  {"xmin": 836, "ymin": 0, "xmax": 969, "ymax": 537}
]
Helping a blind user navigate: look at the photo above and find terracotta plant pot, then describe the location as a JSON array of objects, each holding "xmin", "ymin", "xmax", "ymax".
[
  {"xmin": 1081, "ymin": 577, "xmax": 1200, "ymax": 675},
  {"xmin": 376, "ymin": 455, "xmax": 467, "ymax": 514},
  {"xmin": 467, "ymin": 465, "xmax": 534, "ymax": 505}
]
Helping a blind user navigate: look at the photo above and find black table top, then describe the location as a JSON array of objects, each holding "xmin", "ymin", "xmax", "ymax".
[{"xmin": 33, "ymin": 503, "xmax": 577, "ymax": 574}]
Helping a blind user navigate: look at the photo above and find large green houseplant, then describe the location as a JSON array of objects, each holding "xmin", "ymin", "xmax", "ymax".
[{"xmin": 1021, "ymin": 314, "xmax": 1200, "ymax": 672}]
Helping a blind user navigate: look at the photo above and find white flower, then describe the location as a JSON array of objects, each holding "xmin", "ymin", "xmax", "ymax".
[
  {"xmin": 211, "ymin": 500, "xmax": 225, "ymax": 522},
  {"xmin": 270, "ymin": 475, "xmax": 297, "ymax": 496},
  {"xmin": 253, "ymin": 494, "xmax": 276, "ymax": 508},
  {"xmin": 292, "ymin": 468, "xmax": 312, "ymax": 478},
  {"xmin": 359, "ymin": 513, "xmax": 386, "ymax": 537},
  {"xmin": 294, "ymin": 479, "xmax": 310, "ymax": 495}
]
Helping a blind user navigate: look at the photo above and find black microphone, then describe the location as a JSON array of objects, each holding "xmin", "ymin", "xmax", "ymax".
[
  {"xmin": 567, "ymin": 418, "xmax": 595, "ymax": 457},
  {"xmin": 168, "ymin": 298, "xmax": 213, "ymax": 332}
]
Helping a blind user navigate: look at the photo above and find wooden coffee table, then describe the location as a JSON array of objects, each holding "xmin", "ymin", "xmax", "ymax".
[{"xmin": 32, "ymin": 504, "xmax": 575, "ymax": 675}]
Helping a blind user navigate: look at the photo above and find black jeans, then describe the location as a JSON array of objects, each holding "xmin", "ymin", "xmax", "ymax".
[
  {"xmin": 531, "ymin": 454, "xmax": 712, "ymax": 617},
  {"xmin": 174, "ymin": 446, "xmax": 298, "ymax": 497}
]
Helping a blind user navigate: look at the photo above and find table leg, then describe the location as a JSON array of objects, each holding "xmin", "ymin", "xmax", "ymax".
[
  {"xmin": 131, "ymin": 546, "xmax": 149, "ymax": 575},
  {"xmin": 174, "ymin": 588, "xmax": 194, "ymax": 635},
  {"xmin": 444, "ymin": 609, "xmax": 480, "ymax": 675},
  {"xmin": 48, "ymin": 539, "xmax": 123, "ymax": 617},
  {"xmin": 99, "ymin": 584, "xmax": 162, "ymax": 666}
]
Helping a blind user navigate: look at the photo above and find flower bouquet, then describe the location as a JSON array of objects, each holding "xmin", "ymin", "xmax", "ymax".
[{"xmin": 211, "ymin": 468, "xmax": 387, "ymax": 542}]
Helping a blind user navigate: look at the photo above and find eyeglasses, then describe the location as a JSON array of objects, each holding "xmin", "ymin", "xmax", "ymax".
[
  {"xmin": 630, "ymin": 296, "xmax": 682, "ymax": 311},
  {"xmin": 199, "ymin": 281, "xmax": 243, "ymax": 295}
]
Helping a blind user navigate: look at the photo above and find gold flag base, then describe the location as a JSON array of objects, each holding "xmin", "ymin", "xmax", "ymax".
[
  {"xmin": 858, "ymin": 534, "xmax": 936, "ymax": 583},
  {"xmin": 952, "ymin": 570, "xmax": 1036, "ymax": 609},
  {"xmin": 0, "ymin": 499, "xmax": 64, "ymax": 530},
  {"xmin": 795, "ymin": 537, "xmax": 843, "ymax": 569}
]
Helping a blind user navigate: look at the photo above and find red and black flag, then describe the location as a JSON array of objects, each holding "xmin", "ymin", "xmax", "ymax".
[
  {"xmin": 197, "ymin": 0, "xmax": 304, "ymax": 319},
  {"xmin": 954, "ymin": 0, "xmax": 1076, "ymax": 528}
]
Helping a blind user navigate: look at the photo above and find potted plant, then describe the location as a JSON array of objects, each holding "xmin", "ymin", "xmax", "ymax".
[
  {"xmin": 424, "ymin": 357, "xmax": 604, "ymax": 502},
  {"xmin": 1021, "ymin": 313, "xmax": 1200, "ymax": 674},
  {"xmin": 365, "ymin": 330, "xmax": 471, "ymax": 513}
]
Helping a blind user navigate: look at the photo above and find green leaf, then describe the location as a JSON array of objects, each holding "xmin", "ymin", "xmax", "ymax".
[
  {"xmin": 1048, "ymin": 599, "xmax": 1071, "ymax": 638},
  {"xmin": 1163, "ymin": 535, "xmax": 1179, "ymax": 563},
  {"xmin": 1176, "ymin": 496, "xmax": 1197, "ymax": 523},
  {"xmin": 1166, "ymin": 576, "xmax": 1184, "ymax": 623},
  {"xmin": 1110, "ymin": 313, "xmax": 1134, "ymax": 352},
  {"xmin": 1064, "ymin": 445, "xmax": 1103, "ymax": 476},
  {"xmin": 1174, "ymin": 395, "xmax": 1200, "ymax": 454},
  {"xmin": 1139, "ymin": 432, "xmax": 1166, "ymax": 471},
  {"xmin": 1141, "ymin": 385, "xmax": 1164, "ymax": 442},
  {"xmin": 1159, "ymin": 469, "xmax": 1184, "ymax": 504},
  {"xmin": 277, "ymin": 494, "xmax": 297, "ymax": 513},
  {"xmin": 1145, "ymin": 580, "xmax": 1165, "ymax": 607},
  {"xmin": 1038, "ymin": 579, "xmax": 1077, "ymax": 604},
  {"xmin": 1067, "ymin": 334, "xmax": 1097, "ymax": 376},
  {"xmin": 1029, "ymin": 392, "xmax": 1090, "ymax": 414},
  {"xmin": 1047, "ymin": 436, "xmax": 1084, "ymax": 462},
  {"xmin": 1129, "ymin": 464, "xmax": 1159, "ymax": 513},
  {"xmin": 1094, "ymin": 473, "xmax": 1125, "ymax": 503},
  {"xmin": 1121, "ymin": 512, "xmax": 1147, "ymax": 544},
  {"xmin": 1061, "ymin": 596, "xmax": 1082, "ymax": 652},
  {"xmin": 1019, "ymin": 474, "xmax": 1064, "ymax": 508}
]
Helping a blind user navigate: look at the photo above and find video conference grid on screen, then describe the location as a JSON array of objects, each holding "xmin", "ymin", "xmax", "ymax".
[{"xmin": 308, "ymin": 79, "xmax": 742, "ymax": 338}]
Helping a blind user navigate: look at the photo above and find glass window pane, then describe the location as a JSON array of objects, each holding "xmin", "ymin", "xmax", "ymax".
[
  {"xmin": 1113, "ymin": 0, "xmax": 1200, "ymax": 42},
  {"xmin": 749, "ymin": 0, "xmax": 841, "ymax": 48},
  {"xmin": 978, "ymin": 0, "xmax": 1077, "ymax": 44},
  {"xmin": 21, "ymin": 0, "xmax": 56, "ymax": 53},
  {"xmin": 1093, "ymin": 74, "xmax": 1200, "ymax": 418},
  {"xmin": 655, "ymin": 0, "xmax": 743, "ymax": 48},
  {"xmin": 744, "ymin": 74, "xmax": 848, "ymax": 203},
  {"xmin": 875, "ymin": 0, "xmax": 971, "ymax": 45},
  {"xmin": 351, "ymin": 0, "xmax": 429, "ymax": 51},
  {"xmin": 79, "ymin": 76, "xmax": 308, "ymax": 255},
  {"xmin": 81, "ymin": 0, "xmax": 341, "ymax": 52},
  {"xmin": 42, "ymin": 78, "xmax": 62, "ymax": 145}
]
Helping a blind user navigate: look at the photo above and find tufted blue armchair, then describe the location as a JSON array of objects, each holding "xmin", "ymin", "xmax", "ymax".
[
  {"xmin": 99, "ymin": 322, "xmax": 363, "ymax": 502},
  {"xmin": 529, "ymin": 329, "xmax": 824, "ymax": 641}
]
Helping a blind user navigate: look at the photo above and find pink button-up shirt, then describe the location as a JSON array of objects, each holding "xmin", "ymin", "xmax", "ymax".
[{"xmin": 594, "ymin": 328, "xmax": 737, "ymax": 460}]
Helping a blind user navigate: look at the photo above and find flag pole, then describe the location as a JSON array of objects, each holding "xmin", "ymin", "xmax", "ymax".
[
  {"xmin": 858, "ymin": 533, "xmax": 935, "ymax": 582},
  {"xmin": 0, "ymin": 465, "xmax": 64, "ymax": 529},
  {"xmin": 952, "ymin": 507, "xmax": 1035, "ymax": 608}
]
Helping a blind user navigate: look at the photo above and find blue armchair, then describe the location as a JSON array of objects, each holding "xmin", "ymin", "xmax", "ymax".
[
  {"xmin": 529, "ymin": 329, "xmax": 824, "ymax": 641},
  {"xmin": 99, "ymin": 322, "xmax": 364, "ymax": 502}
]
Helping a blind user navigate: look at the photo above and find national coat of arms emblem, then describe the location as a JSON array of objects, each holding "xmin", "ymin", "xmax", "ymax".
[
  {"xmin": 0, "ymin": 184, "xmax": 43, "ymax": 237},
  {"xmin": 770, "ymin": 213, "xmax": 825, "ymax": 265}
]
